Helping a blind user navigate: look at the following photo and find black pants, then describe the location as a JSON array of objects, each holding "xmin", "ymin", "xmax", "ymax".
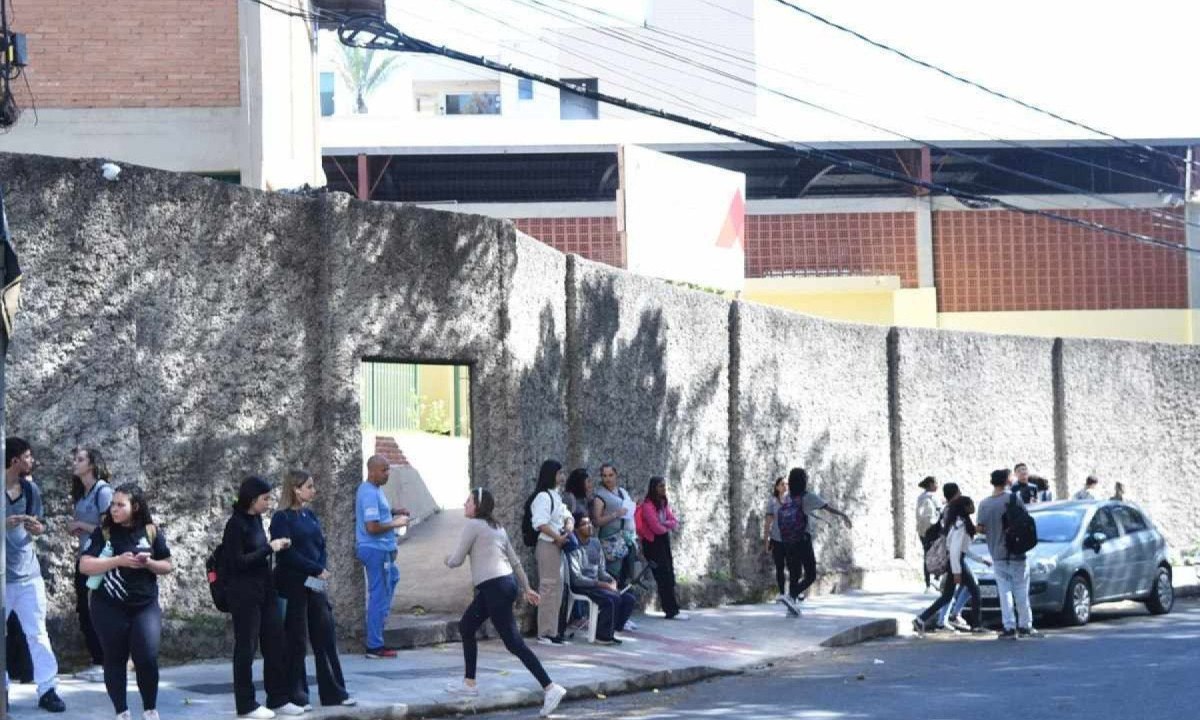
[
  {"xmin": 229, "ymin": 584, "xmax": 289, "ymax": 715},
  {"xmin": 89, "ymin": 592, "xmax": 161, "ymax": 715},
  {"xmin": 280, "ymin": 584, "xmax": 348, "ymax": 707},
  {"xmin": 459, "ymin": 574, "xmax": 552, "ymax": 688},
  {"xmin": 918, "ymin": 565, "xmax": 982, "ymax": 628},
  {"xmin": 642, "ymin": 533, "xmax": 680, "ymax": 617},
  {"xmin": 783, "ymin": 535, "xmax": 817, "ymax": 599},
  {"xmin": 74, "ymin": 570, "xmax": 105, "ymax": 665},
  {"xmin": 769, "ymin": 540, "xmax": 787, "ymax": 595}
]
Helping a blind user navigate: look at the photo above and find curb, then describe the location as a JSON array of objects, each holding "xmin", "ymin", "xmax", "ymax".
[{"xmin": 819, "ymin": 617, "xmax": 899, "ymax": 648}]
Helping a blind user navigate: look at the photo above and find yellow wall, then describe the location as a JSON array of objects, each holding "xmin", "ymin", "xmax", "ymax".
[
  {"xmin": 938, "ymin": 309, "xmax": 1195, "ymax": 344},
  {"xmin": 742, "ymin": 277, "xmax": 938, "ymax": 328}
]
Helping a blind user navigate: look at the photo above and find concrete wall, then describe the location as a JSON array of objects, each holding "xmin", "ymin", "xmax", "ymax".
[
  {"xmin": 567, "ymin": 257, "xmax": 731, "ymax": 580},
  {"xmin": 1059, "ymin": 339, "xmax": 1200, "ymax": 552},
  {"xmin": 730, "ymin": 302, "xmax": 892, "ymax": 588},
  {"xmin": 3, "ymin": 153, "xmax": 1199, "ymax": 661}
]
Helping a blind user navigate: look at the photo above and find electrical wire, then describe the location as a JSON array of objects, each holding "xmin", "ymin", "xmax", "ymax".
[
  {"xmin": 508, "ymin": 0, "xmax": 1195, "ymax": 230},
  {"xmin": 540, "ymin": 0, "xmax": 1186, "ymax": 194},
  {"xmin": 335, "ymin": 14, "xmax": 1195, "ymax": 254},
  {"xmin": 760, "ymin": 0, "xmax": 1197, "ymax": 172}
]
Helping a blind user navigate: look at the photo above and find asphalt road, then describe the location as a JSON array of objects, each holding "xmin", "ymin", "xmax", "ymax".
[{"xmin": 456, "ymin": 598, "xmax": 1200, "ymax": 720}]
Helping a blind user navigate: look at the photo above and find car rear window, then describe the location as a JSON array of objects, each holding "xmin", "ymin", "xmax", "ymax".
[{"xmin": 1032, "ymin": 510, "xmax": 1084, "ymax": 542}]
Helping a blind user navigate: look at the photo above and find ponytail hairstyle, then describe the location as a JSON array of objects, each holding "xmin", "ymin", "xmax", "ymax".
[{"xmin": 473, "ymin": 487, "xmax": 499, "ymax": 529}]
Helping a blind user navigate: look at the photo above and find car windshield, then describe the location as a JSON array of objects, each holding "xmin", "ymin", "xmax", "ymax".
[{"xmin": 1032, "ymin": 510, "xmax": 1084, "ymax": 543}]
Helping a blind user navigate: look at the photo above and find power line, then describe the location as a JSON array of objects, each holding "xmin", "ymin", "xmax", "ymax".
[
  {"xmin": 509, "ymin": 0, "xmax": 1195, "ymax": 231},
  {"xmin": 541, "ymin": 0, "xmax": 1185, "ymax": 193},
  {"xmin": 761, "ymin": 0, "xmax": 1197, "ymax": 172},
  {"xmin": 334, "ymin": 15, "xmax": 1195, "ymax": 254}
]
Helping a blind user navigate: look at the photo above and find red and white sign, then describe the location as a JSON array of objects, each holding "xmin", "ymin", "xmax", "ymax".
[{"xmin": 618, "ymin": 145, "xmax": 746, "ymax": 292}]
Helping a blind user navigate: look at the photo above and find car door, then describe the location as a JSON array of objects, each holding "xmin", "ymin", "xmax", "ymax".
[
  {"xmin": 1083, "ymin": 508, "xmax": 1124, "ymax": 600},
  {"xmin": 1110, "ymin": 505, "xmax": 1155, "ymax": 596}
]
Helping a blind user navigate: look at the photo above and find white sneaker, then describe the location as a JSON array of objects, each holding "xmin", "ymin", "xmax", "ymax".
[
  {"xmin": 115, "ymin": 712, "xmax": 132, "ymax": 720},
  {"xmin": 238, "ymin": 708, "xmax": 275, "ymax": 719},
  {"xmin": 273, "ymin": 704, "xmax": 305, "ymax": 717},
  {"xmin": 77, "ymin": 665, "xmax": 105, "ymax": 682},
  {"xmin": 301, "ymin": 705, "xmax": 312, "ymax": 712},
  {"xmin": 540, "ymin": 683, "xmax": 567, "ymax": 717},
  {"xmin": 445, "ymin": 680, "xmax": 480, "ymax": 696},
  {"xmin": 143, "ymin": 711, "xmax": 160, "ymax": 720},
  {"xmin": 624, "ymin": 619, "xmax": 639, "ymax": 630},
  {"xmin": 338, "ymin": 698, "xmax": 358, "ymax": 707}
]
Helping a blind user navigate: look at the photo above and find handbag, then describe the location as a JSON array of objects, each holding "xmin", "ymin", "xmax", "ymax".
[{"xmin": 599, "ymin": 533, "xmax": 629, "ymax": 563}]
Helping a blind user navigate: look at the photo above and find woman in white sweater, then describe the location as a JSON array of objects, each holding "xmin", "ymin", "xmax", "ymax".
[
  {"xmin": 913, "ymin": 495, "xmax": 990, "ymax": 633},
  {"xmin": 444, "ymin": 488, "xmax": 567, "ymax": 718}
]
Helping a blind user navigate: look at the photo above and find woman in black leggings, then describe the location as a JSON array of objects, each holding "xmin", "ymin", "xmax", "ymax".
[
  {"xmin": 79, "ymin": 483, "xmax": 173, "ymax": 720},
  {"xmin": 444, "ymin": 488, "xmax": 567, "ymax": 718}
]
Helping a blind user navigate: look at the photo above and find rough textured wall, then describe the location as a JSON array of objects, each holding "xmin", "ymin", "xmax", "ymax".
[
  {"xmin": 891, "ymin": 328, "xmax": 1056, "ymax": 560},
  {"xmin": 1, "ymin": 153, "xmax": 325, "ymax": 658},
  {"xmin": 566, "ymin": 256, "xmax": 731, "ymax": 581},
  {"xmin": 1060, "ymin": 339, "xmax": 1200, "ymax": 553},
  {"xmin": 730, "ymin": 302, "xmax": 892, "ymax": 589}
]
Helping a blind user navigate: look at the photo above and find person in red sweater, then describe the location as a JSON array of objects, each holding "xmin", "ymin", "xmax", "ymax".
[{"xmin": 637, "ymin": 477, "xmax": 686, "ymax": 620}]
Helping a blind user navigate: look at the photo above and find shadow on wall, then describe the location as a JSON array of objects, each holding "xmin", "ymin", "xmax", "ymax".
[{"xmin": 570, "ymin": 271, "xmax": 729, "ymax": 583}]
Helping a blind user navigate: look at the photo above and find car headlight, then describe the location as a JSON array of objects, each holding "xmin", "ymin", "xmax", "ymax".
[{"xmin": 1031, "ymin": 559, "xmax": 1057, "ymax": 578}]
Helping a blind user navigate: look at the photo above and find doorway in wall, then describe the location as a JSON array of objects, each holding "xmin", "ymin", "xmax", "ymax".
[{"xmin": 360, "ymin": 360, "xmax": 473, "ymax": 619}]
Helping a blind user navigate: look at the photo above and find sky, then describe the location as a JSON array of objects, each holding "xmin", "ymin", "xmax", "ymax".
[{"xmin": 365, "ymin": 0, "xmax": 1198, "ymax": 143}]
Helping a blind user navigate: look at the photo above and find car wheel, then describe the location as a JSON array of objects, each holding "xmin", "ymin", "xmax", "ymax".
[
  {"xmin": 1145, "ymin": 565, "xmax": 1174, "ymax": 615},
  {"xmin": 1061, "ymin": 575, "xmax": 1091, "ymax": 626}
]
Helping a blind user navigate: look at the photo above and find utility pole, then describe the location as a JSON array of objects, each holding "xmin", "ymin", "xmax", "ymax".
[{"xmin": 0, "ymin": 188, "xmax": 10, "ymax": 719}]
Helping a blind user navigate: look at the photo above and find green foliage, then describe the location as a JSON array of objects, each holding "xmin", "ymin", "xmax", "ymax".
[
  {"xmin": 334, "ymin": 46, "xmax": 403, "ymax": 114},
  {"xmin": 418, "ymin": 395, "xmax": 453, "ymax": 436}
]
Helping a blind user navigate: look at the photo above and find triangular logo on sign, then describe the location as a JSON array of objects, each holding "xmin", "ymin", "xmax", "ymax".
[{"xmin": 715, "ymin": 189, "xmax": 745, "ymax": 250}]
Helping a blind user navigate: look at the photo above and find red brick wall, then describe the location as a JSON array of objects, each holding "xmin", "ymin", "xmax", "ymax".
[
  {"xmin": 15, "ymin": 0, "xmax": 241, "ymax": 108},
  {"xmin": 513, "ymin": 217, "xmax": 622, "ymax": 268},
  {"xmin": 934, "ymin": 209, "xmax": 1187, "ymax": 312},
  {"xmin": 745, "ymin": 213, "xmax": 919, "ymax": 287}
]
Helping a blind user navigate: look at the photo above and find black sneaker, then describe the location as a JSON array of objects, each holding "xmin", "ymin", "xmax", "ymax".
[
  {"xmin": 996, "ymin": 628, "xmax": 1018, "ymax": 640},
  {"xmin": 595, "ymin": 637, "xmax": 622, "ymax": 645},
  {"xmin": 1017, "ymin": 627, "xmax": 1043, "ymax": 639},
  {"xmin": 38, "ymin": 689, "xmax": 66, "ymax": 713}
]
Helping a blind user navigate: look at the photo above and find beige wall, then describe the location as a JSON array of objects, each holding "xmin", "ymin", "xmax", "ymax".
[{"xmin": 939, "ymin": 309, "xmax": 1195, "ymax": 344}]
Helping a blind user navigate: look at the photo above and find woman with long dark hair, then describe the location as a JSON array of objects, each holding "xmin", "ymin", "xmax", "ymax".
[
  {"xmin": 563, "ymin": 468, "xmax": 592, "ymax": 517},
  {"xmin": 636, "ymin": 476, "xmax": 684, "ymax": 620},
  {"xmin": 913, "ymin": 495, "xmax": 990, "ymax": 634},
  {"xmin": 445, "ymin": 488, "xmax": 567, "ymax": 717},
  {"xmin": 78, "ymin": 483, "xmax": 172, "ymax": 720},
  {"xmin": 762, "ymin": 477, "xmax": 789, "ymax": 601},
  {"xmin": 269, "ymin": 470, "xmax": 355, "ymax": 710},
  {"xmin": 223, "ymin": 476, "xmax": 301, "ymax": 719},
  {"xmin": 67, "ymin": 447, "xmax": 114, "ymax": 681},
  {"xmin": 526, "ymin": 459, "xmax": 572, "ymax": 645}
]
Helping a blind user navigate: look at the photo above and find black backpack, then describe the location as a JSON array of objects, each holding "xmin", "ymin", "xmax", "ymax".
[
  {"xmin": 205, "ymin": 542, "xmax": 230, "ymax": 612},
  {"xmin": 520, "ymin": 490, "xmax": 546, "ymax": 548},
  {"xmin": 1003, "ymin": 494, "xmax": 1038, "ymax": 555}
]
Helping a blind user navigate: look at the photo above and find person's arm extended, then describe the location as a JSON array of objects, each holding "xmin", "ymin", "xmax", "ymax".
[
  {"xmin": 445, "ymin": 522, "xmax": 477, "ymax": 568},
  {"xmin": 820, "ymin": 504, "xmax": 853, "ymax": 528},
  {"xmin": 365, "ymin": 514, "xmax": 407, "ymax": 535}
]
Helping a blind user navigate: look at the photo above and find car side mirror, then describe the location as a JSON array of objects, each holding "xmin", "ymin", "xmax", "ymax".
[{"xmin": 1085, "ymin": 531, "xmax": 1108, "ymax": 551}]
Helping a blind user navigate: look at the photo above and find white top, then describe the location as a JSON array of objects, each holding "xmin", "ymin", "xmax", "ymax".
[
  {"xmin": 1073, "ymin": 488, "xmax": 1094, "ymax": 500},
  {"xmin": 445, "ymin": 518, "xmax": 531, "ymax": 592},
  {"xmin": 529, "ymin": 489, "xmax": 570, "ymax": 543},
  {"xmin": 914, "ymin": 491, "xmax": 940, "ymax": 536},
  {"xmin": 947, "ymin": 519, "xmax": 987, "ymax": 574}
]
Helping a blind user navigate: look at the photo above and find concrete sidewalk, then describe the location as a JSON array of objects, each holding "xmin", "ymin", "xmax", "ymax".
[{"xmin": 6, "ymin": 591, "xmax": 928, "ymax": 720}]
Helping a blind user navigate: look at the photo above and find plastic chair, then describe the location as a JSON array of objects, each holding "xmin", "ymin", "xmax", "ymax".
[{"xmin": 567, "ymin": 590, "xmax": 600, "ymax": 643}]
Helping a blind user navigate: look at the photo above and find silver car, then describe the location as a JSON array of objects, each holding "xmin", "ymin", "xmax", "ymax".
[{"xmin": 963, "ymin": 500, "xmax": 1174, "ymax": 626}]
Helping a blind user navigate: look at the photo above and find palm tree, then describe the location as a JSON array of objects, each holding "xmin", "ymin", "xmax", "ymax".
[{"xmin": 334, "ymin": 46, "xmax": 402, "ymax": 114}]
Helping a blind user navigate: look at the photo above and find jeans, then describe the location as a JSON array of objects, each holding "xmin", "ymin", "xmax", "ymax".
[
  {"xmin": 642, "ymin": 533, "xmax": 680, "ymax": 617},
  {"xmin": 937, "ymin": 584, "xmax": 971, "ymax": 626},
  {"xmin": 769, "ymin": 540, "xmax": 787, "ymax": 595},
  {"xmin": 89, "ymin": 593, "xmax": 161, "ymax": 715},
  {"xmin": 357, "ymin": 546, "xmax": 399, "ymax": 651},
  {"xmin": 534, "ymin": 540, "xmax": 564, "ymax": 638},
  {"xmin": 783, "ymin": 535, "xmax": 817, "ymax": 600},
  {"xmin": 919, "ymin": 565, "xmax": 981, "ymax": 629},
  {"xmin": 280, "ymin": 581, "xmax": 348, "ymax": 706},
  {"xmin": 993, "ymin": 559, "xmax": 1032, "ymax": 631},
  {"xmin": 229, "ymin": 583, "xmax": 289, "ymax": 715},
  {"xmin": 74, "ymin": 569, "xmax": 105, "ymax": 665},
  {"xmin": 459, "ymin": 575, "xmax": 552, "ymax": 688},
  {"xmin": 5, "ymin": 578, "xmax": 59, "ymax": 697},
  {"xmin": 581, "ymin": 588, "xmax": 636, "ymax": 640}
]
